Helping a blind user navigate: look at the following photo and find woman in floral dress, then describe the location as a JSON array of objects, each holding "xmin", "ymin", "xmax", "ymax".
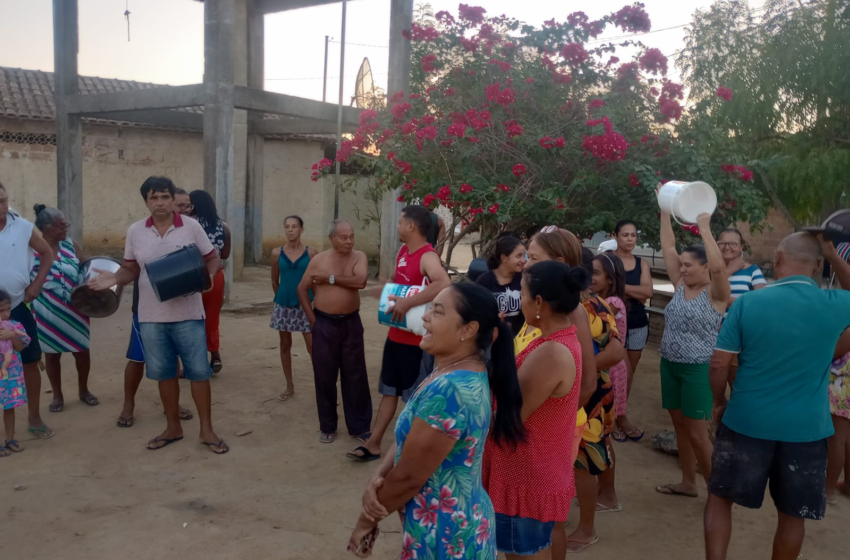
[
  {"xmin": 827, "ymin": 328, "xmax": 850, "ymax": 504},
  {"xmin": 348, "ymin": 283, "xmax": 524, "ymax": 559}
]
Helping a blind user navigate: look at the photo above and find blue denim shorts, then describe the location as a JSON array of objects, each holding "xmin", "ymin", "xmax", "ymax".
[
  {"xmin": 495, "ymin": 513, "xmax": 555, "ymax": 556},
  {"xmin": 126, "ymin": 314, "xmax": 145, "ymax": 363},
  {"xmin": 139, "ymin": 320, "xmax": 210, "ymax": 382}
]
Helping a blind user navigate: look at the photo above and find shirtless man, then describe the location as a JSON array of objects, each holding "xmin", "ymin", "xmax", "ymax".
[{"xmin": 298, "ymin": 219, "xmax": 372, "ymax": 443}]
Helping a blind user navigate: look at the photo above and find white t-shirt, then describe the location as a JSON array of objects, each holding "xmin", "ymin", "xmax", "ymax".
[{"xmin": 0, "ymin": 213, "xmax": 35, "ymax": 308}]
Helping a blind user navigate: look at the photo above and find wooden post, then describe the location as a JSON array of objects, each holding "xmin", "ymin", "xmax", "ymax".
[
  {"xmin": 379, "ymin": 0, "xmax": 413, "ymax": 279},
  {"xmin": 53, "ymin": 0, "xmax": 83, "ymax": 247},
  {"xmin": 245, "ymin": 2, "xmax": 265, "ymax": 265}
]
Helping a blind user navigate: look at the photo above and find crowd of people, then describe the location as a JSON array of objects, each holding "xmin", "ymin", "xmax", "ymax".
[{"xmin": 1, "ymin": 175, "xmax": 849, "ymax": 560}]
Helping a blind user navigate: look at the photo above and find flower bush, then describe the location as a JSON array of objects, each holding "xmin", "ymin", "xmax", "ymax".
[{"xmin": 312, "ymin": 2, "xmax": 768, "ymax": 261}]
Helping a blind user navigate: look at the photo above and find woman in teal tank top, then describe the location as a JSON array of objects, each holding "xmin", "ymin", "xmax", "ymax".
[{"xmin": 270, "ymin": 216, "xmax": 317, "ymax": 402}]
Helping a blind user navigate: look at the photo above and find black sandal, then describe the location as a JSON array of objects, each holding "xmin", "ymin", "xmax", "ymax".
[{"xmin": 346, "ymin": 446, "xmax": 381, "ymax": 462}]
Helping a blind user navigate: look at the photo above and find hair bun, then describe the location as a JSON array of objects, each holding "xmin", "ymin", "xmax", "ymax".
[
  {"xmin": 33, "ymin": 203, "xmax": 46, "ymax": 216},
  {"xmin": 565, "ymin": 265, "xmax": 590, "ymax": 292}
]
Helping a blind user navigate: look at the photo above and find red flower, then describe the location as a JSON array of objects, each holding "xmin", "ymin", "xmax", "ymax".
[
  {"xmin": 459, "ymin": 183, "xmax": 474, "ymax": 193},
  {"xmin": 489, "ymin": 203, "xmax": 499, "ymax": 214},
  {"xmin": 317, "ymin": 158, "xmax": 332, "ymax": 170},
  {"xmin": 612, "ymin": 5, "xmax": 652, "ymax": 33},
  {"xmin": 441, "ymin": 139, "xmax": 454, "ymax": 147},
  {"xmin": 390, "ymin": 91, "xmax": 406, "ymax": 103},
  {"xmin": 721, "ymin": 164, "xmax": 753, "ymax": 181},
  {"xmin": 395, "ymin": 160, "xmax": 412, "ymax": 174},
  {"xmin": 663, "ymin": 81, "xmax": 685, "ymax": 100},
  {"xmin": 567, "ymin": 11, "xmax": 588, "ymax": 26},
  {"xmin": 335, "ymin": 139, "xmax": 354, "ymax": 162},
  {"xmin": 606, "ymin": 56, "xmax": 620, "ymax": 67},
  {"xmin": 659, "ymin": 97, "xmax": 683, "ymax": 122},
  {"xmin": 405, "ymin": 22, "xmax": 440, "ymax": 42},
  {"xmin": 740, "ymin": 169, "xmax": 753, "ymax": 181},
  {"xmin": 553, "ymin": 70, "xmax": 573, "ymax": 84},
  {"xmin": 435, "ymin": 10, "xmax": 455, "ymax": 23},
  {"xmin": 358, "ymin": 109, "xmax": 378, "ymax": 126},
  {"xmin": 458, "ymin": 4, "xmax": 487, "ymax": 25},
  {"xmin": 423, "ymin": 193, "xmax": 437, "ymax": 207},
  {"xmin": 436, "ymin": 185, "xmax": 452, "ymax": 202},
  {"xmin": 467, "ymin": 136, "xmax": 480, "ymax": 143},
  {"xmin": 639, "ymin": 48, "xmax": 668, "ymax": 76},
  {"xmin": 485, "ymin": 83, "xmax": 516, "ymax": 107},
  {"xmin": 402, "ymin": 121, "xmax": 418, "ymax": 135},
  {"xmin": 555, "ymin": 137, "xmax": 565, "ymax": 148},
  {"xmin": 386, "ymin": 151, "xmax": 396, "ymax": 161},
  {"xmin": 416, "ymin": 126, "xmax": 439, "ymax": 141},
  {"xmin": 444, "ymin": 87, "xmax": 456, "ymax": 96},
  {"xmin": 391, "ymin": 102, "xmax": 412, "ymax": 120},
  {"xmin": 553, "ymin": 198, "xmax": 565, "ymax": 210},
  {"xmin": 311, "ymin": 172, "xmax": 319, "ymax": 182},
  {"xmin": 478, "ymin": 23, "xmax": 494, "ymax": 40},
  {"xmin": 525, "ymin": 77, "xmax": 536, "ymax": 84},
  {"xmin": 396, "ymin": 195, "xmax": 405, "ymax": 202},
  {"xmin": 505, "ymin": 121, "xmax": 524, "ymax": 138},
  {"xmin": 582, "ymin": 117, "xmax": 628, "ymax": 162},
  {"xmin": 438, "ymin": 485, "xmax": 459, "ymax": 514},
  {"xmin": 512, "ymin": 163, "xmax": 527, "ymax": 177},
  {"xmin": 475, "ymin": 516, "xmax": 491, "ymax": 545},
  {"xmin": 413, "ymin": 494, "xmax": 440, "ymax": 527},
  {"xmin": 401, "ymin": 532, "xmax": 421, "ymax": 560},
  {"xmin": 629, "ymin": 173, "xmax": 640, "ymax": 186},
  {"xmin": 616, "ymin": 62, "xmax": 640, "ymax": 81},
  {"xmin": 589, "ymin": 98, "xmax": 606, "ymax": 110},
  {"xmin": 716, "ymin": 86, "xmax": 734, "ymax": 101},
  {"xmin": 421, "ymin": 54, "xmax": 438, "ymax": 73},
  {"xmin": 487, "ymin": 59, "xmax": 512, "ymax": 72},
  {"xmin": 447, "ymin": 123, "xmax": 467, "ymax": 138},
  {"xmin": 539, "ymin": 136, "xmax": 555, "ymax": 149},
  {"xmin": 461, "ymin": 37, "xmax": 480, "ymax": 52},
  {"xmin": 496, "ymin": 184, "xmax": 510, "ymax": 192},
  {"xmin": 560, "ymin": 43, "xmax": 589, "ymax": 66},
  {"xmin": 682, "ymin": 223, "xmax": 701, "ymax": 236}
]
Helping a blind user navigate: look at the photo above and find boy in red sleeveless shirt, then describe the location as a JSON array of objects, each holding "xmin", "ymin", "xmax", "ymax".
[{"xmin": 346, "ymin": 205, "xmax": 451, "ymax": 462}]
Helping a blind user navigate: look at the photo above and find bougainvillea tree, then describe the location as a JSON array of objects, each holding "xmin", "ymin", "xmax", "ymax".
[{"xmin": 312, "ymin": 2, "xmax": 768, "ymax": 263}]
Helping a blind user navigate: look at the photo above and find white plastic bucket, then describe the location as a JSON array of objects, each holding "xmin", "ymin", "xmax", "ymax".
[
  {"xmin": 657, "ymin": 181, "xmax": 717, "ymax": 225},
  {"xmin": 378, "ymin": 283, "xmax": 429, "ymax": 335}
]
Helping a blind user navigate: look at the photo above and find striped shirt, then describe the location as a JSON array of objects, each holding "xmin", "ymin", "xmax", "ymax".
[{"xmin": 729, "ymin": 264, "xmax": 766, "ymax": 300}]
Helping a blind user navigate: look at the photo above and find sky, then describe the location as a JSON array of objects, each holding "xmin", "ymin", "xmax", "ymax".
[{"xmin": 0, "ymin": 0, "xmax": 735, "ymax": 103}]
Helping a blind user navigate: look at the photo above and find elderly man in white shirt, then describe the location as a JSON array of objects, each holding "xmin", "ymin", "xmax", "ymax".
[{"xmin": 0, "ymin": 182, "xmax": 55, "ymax": 439}]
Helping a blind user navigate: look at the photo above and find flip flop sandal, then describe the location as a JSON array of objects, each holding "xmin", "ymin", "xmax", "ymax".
[
  {"xmin": 116, "ymin": 416, "xmax": 135, "ymax": 428},
  {"xmin": 178, "ymin": 409, "xmax": 194, "ymax": 421},
  {"xmin": 28, "ymin": 424, "xmax": 55, "ymax": 440},
  {"xmin": 79, "ymin": 394, "xmax": 100, "ymax": 406},
  {"xmin": 566, "ymin": 536, "xmax": 599, "ymax": 553},
  {"xmin": 146, "ymin": 436, "xmax": 183, "ymax": 450},
  {"xmin": 656, "ymin": 484, "xmax": 698, "ymax": 498},
  {"xmin": 211, "ymin": 359, "xmax": 223, "ymax": 374},
  {"xmin": 626, "ymin": 429, "xmax": 646, "ymax": 442},
  {"xmin": 5, "ymin": 439, "xmax": 24, "ymax": 453},
  {"xmin": 202, "ymin": 440, "xmax": 230, "ymax": 455},
  {"xmin": 346, "ymin": 446, "xmax": 381, "ymax": 462},
  {"xmin": 278, "ymin": 392, "xmax": 294, "ymax": 402},
  {"xmin": 320, "ymin": 432, "xmax": 337, "ymax": 444},
  {"xmin": 595, "ymin": 503, "xmax": 622, "ymax": 513},
  {"xmin": 49, "ymin": 401, "xmax": 64, "ymax": 413},
  {"xmin": 0, "ymin": 444, "xmax": 9, "ymax": 457},
  {"xmin": 355, "ymin": 432, "xmax": 372, "ymax": 444},
  {"xmin": 611, "ymin": 430, "xmax": 628, "ymax": 443}
]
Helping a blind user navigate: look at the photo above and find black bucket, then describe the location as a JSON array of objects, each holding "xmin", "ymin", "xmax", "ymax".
[
  {"xmin": 145, "ymin": 244, "xmax": 211, "ymax": 303},
  {"xmin": 467, "ymin": 258, "xmax": 488, "ymax": 282}
]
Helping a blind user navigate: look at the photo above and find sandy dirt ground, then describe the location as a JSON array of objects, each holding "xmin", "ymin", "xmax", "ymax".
[{"xmin": 3, "ymin": 267, "xmax": 847, "ymax": 560}]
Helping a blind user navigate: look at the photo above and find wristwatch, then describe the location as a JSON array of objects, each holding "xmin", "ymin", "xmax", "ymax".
[{"xmin": 329, "ymin": 275, "xmax": 335, "ymax": 285}]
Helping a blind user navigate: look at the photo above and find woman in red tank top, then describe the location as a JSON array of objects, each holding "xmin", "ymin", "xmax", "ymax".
[{"xmin": 483, "ymin": 261, "xmax": 589, "ymax": 559}]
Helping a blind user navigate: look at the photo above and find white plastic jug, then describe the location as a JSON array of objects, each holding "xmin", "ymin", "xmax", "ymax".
[
  {"xmin": 378, "ymin": 283, "xmax": 429, "ymax": 335},
  {"xmin": 657, "ymin": 181, "xmax": 717, "ymax": 225}
]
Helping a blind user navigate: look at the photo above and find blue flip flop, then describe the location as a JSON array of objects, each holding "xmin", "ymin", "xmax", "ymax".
[{"xmin": 146, "ymin": 436, "xmax": 183, "ymax": 450}]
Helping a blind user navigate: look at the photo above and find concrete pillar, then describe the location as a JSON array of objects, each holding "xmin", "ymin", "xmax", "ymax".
[
  {"xmin": 53, "ymin": 0, "xmax": 83, "ymax": 247},
  {"xmin": 204, "ymin": 0, "xmax": 237, "ymax": 291},
  {"xmin": 379, "ymin": 0, "xmax": 414, "ymax": 279},
  {"xmin": 245, "ymin": 3, "xmax": 265, "ymax": 265}
]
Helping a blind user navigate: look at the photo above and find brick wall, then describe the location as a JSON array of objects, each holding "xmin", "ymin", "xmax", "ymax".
[{"xmin": 735, "ymin": 208, "xmax": 795, "ymax": 277}]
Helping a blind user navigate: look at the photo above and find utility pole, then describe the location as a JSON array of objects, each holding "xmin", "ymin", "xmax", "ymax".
[
  {"xmin": 333, "ymin": 0, "xmax": 347, "ymax": 220},
  {"xmin": 322, "ymin": 35, "xmax": 330, "ymax": 102}
]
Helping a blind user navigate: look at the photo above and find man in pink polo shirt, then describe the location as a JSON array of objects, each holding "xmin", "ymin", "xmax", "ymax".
[{"xmin": 89, "ymin": 176, "xmax": 227, "ymax": 454}]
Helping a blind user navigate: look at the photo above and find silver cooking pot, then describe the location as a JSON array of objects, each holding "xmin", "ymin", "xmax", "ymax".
[{"xmin": 71, "ymin": 257, "xmax": 124, "ymax": 318}]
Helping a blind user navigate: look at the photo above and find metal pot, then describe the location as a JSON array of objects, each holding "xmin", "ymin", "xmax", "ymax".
[{"xmin": 71, "ymin": 257, "xmax": 123, "ymax": 318}]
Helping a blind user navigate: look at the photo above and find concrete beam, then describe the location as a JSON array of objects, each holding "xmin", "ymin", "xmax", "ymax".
[
  {"xmin": 86, "ymin": 109, "xmax": 204, "ymax": 130},
  {"xmin": 53, "ymin": 0, "xmax": 84, "ymax": 247},
  {"xmin": 233, "ymin": 86, "xmax": 361, "ymax": 124},
  {"xmin": 249, "ymin": 117, "xmax": 355, "ymax": 135},
  {"xmin": 245, "ymin": 1, "xmax": 264, "ymax": 265},
  {"xmin": 65, "ymin": 84, "xmax": 206, "ymax": 115},
  {"xmin": 379, "ymin": 0, "xmax": 413, "ymax": 280},
  {"xmin": 256, "ymin": 0, "xmax": 341, "ymax": 13}
]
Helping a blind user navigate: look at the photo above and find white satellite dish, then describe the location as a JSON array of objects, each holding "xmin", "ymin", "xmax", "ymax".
[{"xmin": 353, "ymin": 57, "xmax": 382, "ymax": 109}]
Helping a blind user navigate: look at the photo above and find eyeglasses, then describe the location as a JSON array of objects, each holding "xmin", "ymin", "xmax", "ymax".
[
  {"xmin": 176, "ymin": 204, "xmax": 194, "ymax": 212},
  {"xmin": 717, "ymin": 242, "xmax": 740, "ymax": 249}
]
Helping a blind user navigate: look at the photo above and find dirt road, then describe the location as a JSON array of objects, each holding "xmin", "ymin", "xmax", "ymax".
[{"xmin": 3, "ymin": 268, "xmax": 846, "ymax": 559}]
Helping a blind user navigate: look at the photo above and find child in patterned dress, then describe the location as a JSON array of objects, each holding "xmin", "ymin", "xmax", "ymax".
[{"xmin": 0, "ymin": 289, "xmax": 31, "ymax": 456}]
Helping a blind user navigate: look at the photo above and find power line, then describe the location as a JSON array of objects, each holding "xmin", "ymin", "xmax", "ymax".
[
  {"xmin": 266, "ymin": 72, "xmax": 387, "ymax": 82},
  {"xmin": 330, "ymin": 39, "xmax": 389, "ymax": 48}
]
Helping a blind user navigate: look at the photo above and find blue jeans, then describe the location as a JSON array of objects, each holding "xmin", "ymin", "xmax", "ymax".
[
  {"xmin": 139, "ymin": 320, "xmax": 210, "ymax": 382},
  {"xmin": 495, "ymin": 513, "xmax": 555, "ymax": 556}
]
